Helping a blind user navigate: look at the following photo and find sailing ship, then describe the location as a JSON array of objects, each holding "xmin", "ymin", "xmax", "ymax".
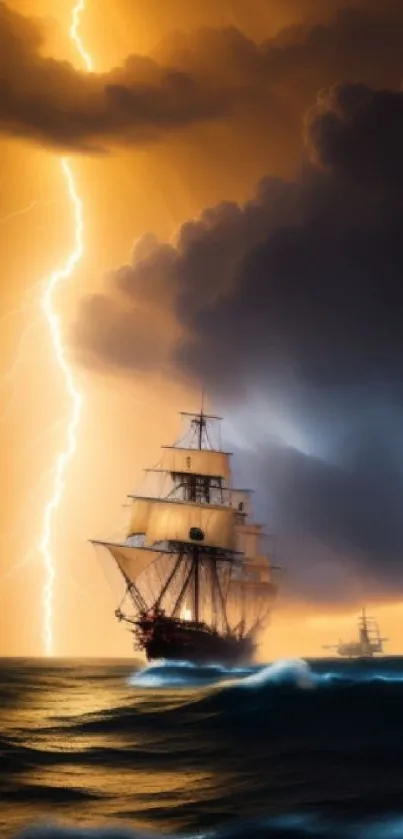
[
  {"xmin": 92, "ymin": 408, "xmax": 280, "ymax": 665},
  {"xmin": 323, "ymin": 607, "xmax": 387, "ymax": 658}
]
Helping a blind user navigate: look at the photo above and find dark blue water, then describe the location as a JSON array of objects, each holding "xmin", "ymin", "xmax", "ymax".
[{"xmin": 2, "ymin": 657, "xmax": 403, "ymax": 839}]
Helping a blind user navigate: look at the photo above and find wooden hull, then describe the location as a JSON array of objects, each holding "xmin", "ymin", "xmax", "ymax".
[{"xmin": 134, "ymin": 616, "xmax": 255, "ymax": 666}]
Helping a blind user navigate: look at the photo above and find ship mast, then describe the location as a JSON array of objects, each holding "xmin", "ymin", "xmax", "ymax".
[
  {"xmin": 185, "ymin": 394, "xmax": 223, "ymax": 626},
  {"xmin": 359, "ymin": 606, "xmax": 369, "ymax": 650},
  {"xmin": 198, "ymin": 388, "xmax": 204, "ymax": 449},
  {"xmin": 91, "ymin": 401, "xmax": 278, "ymax": 639},
  {"xmin": 194, "ymin": 392, "xmax": 203, "ymax": 623},
  {"xmin": 114, "ymin": 404, "xmax": 235, "ymax": 631}
]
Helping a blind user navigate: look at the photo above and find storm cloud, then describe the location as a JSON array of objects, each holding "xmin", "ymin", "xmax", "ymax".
[
  {"xmin": 0, "ymin": 4, "xmax": 228, "ymax": 151},
  {"xmin": 73, "ymin": 81, "xmax": 403, "ymax": 599},
  {"xmin": 2, "ymin": 1, "xmax": 403, "ymax": 154}
]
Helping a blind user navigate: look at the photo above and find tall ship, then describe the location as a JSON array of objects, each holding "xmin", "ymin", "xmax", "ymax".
[
  {"xmin": 323, "ymin": 608, "xmax": 387, "ymax": 659},
  {"xmin": 92, "ymin": 408, "xmax": 280, "ymax": 665}
]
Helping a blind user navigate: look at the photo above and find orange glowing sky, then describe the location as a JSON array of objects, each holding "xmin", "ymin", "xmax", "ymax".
[{"xmin": 1, "ymin": 0, "xmax": 402, "ymax": 659}]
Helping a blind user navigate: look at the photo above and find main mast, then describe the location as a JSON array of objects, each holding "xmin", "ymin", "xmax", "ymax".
[
  {"xmin": 194, "ymin": 402, "xmax": 212, "ymax": 622},
  {"xmin": 178, "ymin": 404, "xmax": 227, "ymax": 627}
]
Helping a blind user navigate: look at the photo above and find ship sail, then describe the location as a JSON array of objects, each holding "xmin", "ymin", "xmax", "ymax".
[
  {"xmin": 159, "ymin": 447, "xmax": 231, "ymax": 479},
  {"xmin": 236, "ymin": 522, "xmax": 266, "ymax": 557},
  {"xmin": 128, "ymin": 496, "xmax": 236, "ymax": 551},
  {"xmin": 127, "ymin": 499, "xmax": 154, "ymax": 537},
  {"xmin": 94, "ymin": 542, "xmax": 167, "ymax": 585},
  {"xmin": 91, "ymin": 405, "xmax": 280, "ymax": 663}
]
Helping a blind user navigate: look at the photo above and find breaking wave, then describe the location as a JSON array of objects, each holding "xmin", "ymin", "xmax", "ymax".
[
  {"xmin": 128, "ymin": 658, "xmax": 254, "ymax": 688},
  {"xmin": 3, "ymin": 657, "xmax": 403, "ymax": 839},
  {"xmin": 127, "ymin": 656, "xmax": 403, "ymax": 691},
  {"xmin": 13, "ymin": 813, "xmax": 403, "ymax": 839}
]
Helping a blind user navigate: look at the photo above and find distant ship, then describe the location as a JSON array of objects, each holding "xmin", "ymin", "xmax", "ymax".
[
  {"xmin": 92, "ymin": 407, "xmax": 280, "ymax": 665},
  {"xmin": 323, "ymin": 607, "xmax": 387, "ymax": 659}
]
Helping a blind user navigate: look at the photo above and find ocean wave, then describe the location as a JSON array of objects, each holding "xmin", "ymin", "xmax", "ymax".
[
  {"xmin": 5, "ymin": 660, "xmax": 403, "ymax": 786},
  {"xmin": 234, "ymin": 658, "xmax": 403, "ymax": 691},
  {"xmin": 128, "ymin": 657, "xmax": 403, "ymax": 692},
  {"xmin": 128, "ymin": 659, "xmax": 254, "ymax": 688},
  {"xmin": 8, "ymin": 659, "xmax": 402, "ymax": 749},
  {"xmin": 13, "ymin": 813, "xmax": 403, "ymax": 839},
  {"xmin": 234, "ymin": 658, "xmax": 316, "ymax": 689}
]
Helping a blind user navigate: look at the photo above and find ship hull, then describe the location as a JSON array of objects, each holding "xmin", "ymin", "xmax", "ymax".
[{"xmin": 135, "ymin": 617, "xmax": 255, "ymax": 666}]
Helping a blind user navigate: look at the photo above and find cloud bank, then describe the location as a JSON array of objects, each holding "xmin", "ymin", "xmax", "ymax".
[
  {"xmin": 2, "ymin": 1, "xmax": 403, "ymax": 154},
  {"xmin": 73, "ymin": 81, "xmax": 403, "ymax": 599}
]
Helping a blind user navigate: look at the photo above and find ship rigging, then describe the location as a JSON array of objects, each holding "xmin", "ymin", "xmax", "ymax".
[
  {"xmin": 323, "ymin": 607, "xmax": 387, "ymax": 659},
  {"xmin": 92, "ymin": 408, "xmax": 280, "ymax": 664}
]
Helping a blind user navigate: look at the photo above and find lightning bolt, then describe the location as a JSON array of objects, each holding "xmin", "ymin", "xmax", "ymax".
[
  {"xmin": 40, "ymin": 161, "xmax": 83, "ymax": 656},
  {"xmin": 71, "ymin": 0, "xmax": 93, "ymax": 72},
  {"xmin": 0, "ymin": 197, "xmax": 57, "ymax": 228},
  {"xmin": 0, "ymin": 201, "xmax": 38, "ymax": 226},
  {"xmin": 40, "ymin": 4, "xmax": 93, "ymax": 656}
]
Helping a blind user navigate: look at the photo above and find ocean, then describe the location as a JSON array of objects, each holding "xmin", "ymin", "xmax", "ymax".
[{"xmin": 1, "ymin": 656, "xmax": 403, "ymax": 839}]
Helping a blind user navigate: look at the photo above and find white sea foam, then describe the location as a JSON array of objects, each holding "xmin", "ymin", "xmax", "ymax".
[{"xmin": 14, "ymin": 814, "xmax": 403, "ymax": 839}]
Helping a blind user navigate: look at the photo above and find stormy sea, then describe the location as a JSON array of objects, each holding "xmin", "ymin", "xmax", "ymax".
[{"xmin": 2, "ymin": 657, "xmax": 403, "ymax": 839}]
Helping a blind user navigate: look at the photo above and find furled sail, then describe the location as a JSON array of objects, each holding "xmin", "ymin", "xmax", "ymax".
[{"xmin": 160, "ymin": 447, "xmax": 231, "ymax": 479}]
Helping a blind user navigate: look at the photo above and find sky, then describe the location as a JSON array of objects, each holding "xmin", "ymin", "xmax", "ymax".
[{"xmin": 1, "ymin": 0, "xmax": 403, "ymax": 658}]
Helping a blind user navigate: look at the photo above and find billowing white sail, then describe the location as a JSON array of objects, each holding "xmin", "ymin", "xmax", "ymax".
[
  {"xmin": 235, "ymin": 522, "xmax": 263, "ymax": 557},
  {"xmin": 127, "ymin": 496, "xmax": 236, "ymax": 551},
  {"xmin": 128, "ymin": 498, "xmax": 153, "ymax": 537},
  {"xmin": 146, "ymin": 499, "xmax": 236, "ymax": 551},
  {"xmin": 102, "ymin": 543, "xmax": 163, "ymax": 585},
  {"xmin": 160, "ymin": 447, "xmax": 231, "ymax": 479}
]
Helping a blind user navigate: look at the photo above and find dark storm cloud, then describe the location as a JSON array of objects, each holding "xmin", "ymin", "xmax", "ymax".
[
  {"xmin": 73, "ymin": 234, "xmax": 180, "ymax": 371},
  {"xmin": 177, "ymin": 83, "xmax": 403, "ymax": 393},
  {"xmin": 231, "ymin": 424, "xmax": 403, "ymax": 602},
  {"xmin": 73, "ymin": 82, "xmax": 403, "ymax": 597},
  {"xmin": 0, "ymin": 4, "xmax": 228, "ymax": 150},
  {"xmin": 257, "ymin": 428, "xmax": 403, "ymax": 595},
  {"xmin": 2, "ymin": 1, "xmax": 403, "ymax": 151},
  {"xmin": 75, "ymin": 83, "xmax": 403, "ymax": 390}
]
